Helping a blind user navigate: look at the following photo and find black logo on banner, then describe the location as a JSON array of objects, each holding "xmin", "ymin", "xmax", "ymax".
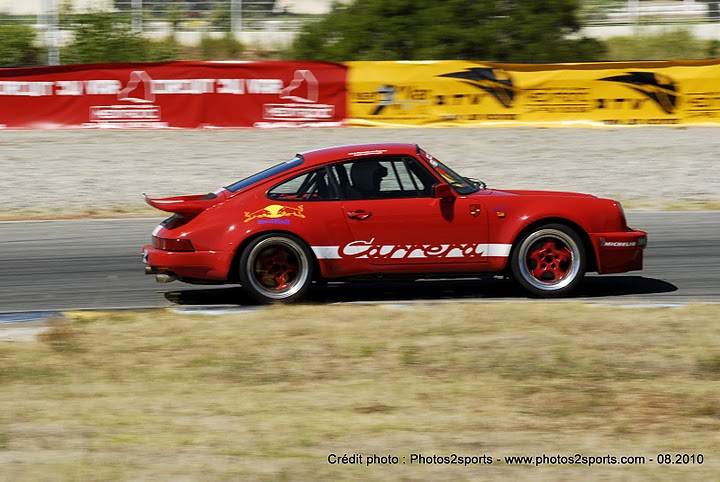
[
  {"xmin": 599, "ymin": 72, "xmax": 678, "ymax": 114},
  {"xmin": 371, "ymin": 84, "xmax": 397, "ymax": 115},
  {"xmin": 438, "ymin": 68, "xmax": 515, "ymax": 108}
]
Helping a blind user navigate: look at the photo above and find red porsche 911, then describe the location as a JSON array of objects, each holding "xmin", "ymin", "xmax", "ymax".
[{"xmin": 142, "ymin": 143, "xmax": 646, "ymax": 303}]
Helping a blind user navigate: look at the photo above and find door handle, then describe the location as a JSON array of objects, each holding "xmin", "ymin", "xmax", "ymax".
[{"xmin": 347, "ymin": 210, "xmax": 372, "ymax": 220}]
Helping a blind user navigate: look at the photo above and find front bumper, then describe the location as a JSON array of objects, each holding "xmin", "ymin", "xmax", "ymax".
[
  {"xmin": 141, "ymin": 245, "xmax": 234, "ymax": 282},
  {"xmin": 589, "ymin": 229, "xmax": 647, "ymax": 274}
]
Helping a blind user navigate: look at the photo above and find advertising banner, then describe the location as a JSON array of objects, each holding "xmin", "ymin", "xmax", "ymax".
[
  {"xmin": 348, "ymin": 59, "xmax": 720, "ymax": 127},
  {"xmin": 0, "ymin": 61, "xmax": 347, "ymax": 129}
]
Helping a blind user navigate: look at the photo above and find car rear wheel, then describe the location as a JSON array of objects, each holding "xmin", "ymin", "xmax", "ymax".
[
  {"xmin": 510, "ymin": 224, "xmax": 586, "ymax": 297},
  {"xmin": 239, "ymin": 234, "xmax": 314, "ymax": 303}
]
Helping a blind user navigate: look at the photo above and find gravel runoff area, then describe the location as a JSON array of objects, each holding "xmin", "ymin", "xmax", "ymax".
[{"xmin": 1, "ymin": 127, "xmax": 719, "ymax": 217}]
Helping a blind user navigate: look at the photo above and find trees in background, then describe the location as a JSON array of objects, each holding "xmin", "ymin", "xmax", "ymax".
[
  {"xmin": 0, "ymin": 22, "xmax": 43, "ymax": 67},
  {"xmin": 4, "ymin": 1, "xmax": 720, "ymax": 67},
  {"xmin": 289, "ymin": 0, "xmax": 607, "ymax": 62},
  {"xmin": 61, "ymin": 12, "xmax": 179, "ymax": 64},
  {"xmin": 606, "ymin": 28, "xmax": 720, "ymax": 61}
]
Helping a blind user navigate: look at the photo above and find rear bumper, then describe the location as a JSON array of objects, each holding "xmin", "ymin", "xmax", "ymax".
[
  {"xmin": 141, "ymin": 245, "xmax": 234, "ymax": 281},
  {"xmin": 589, "ymin": 229, "xmax": 647, "ymax": 274}
]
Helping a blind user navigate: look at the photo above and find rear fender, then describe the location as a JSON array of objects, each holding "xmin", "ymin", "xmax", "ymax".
[{"xmin": 227, "ymin": 230, "xmax": 320, "ymax": 283}]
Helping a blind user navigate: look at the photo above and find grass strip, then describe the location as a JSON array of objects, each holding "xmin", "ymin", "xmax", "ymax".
[{"xmin": 0, "ymin": 303, "xmax": 718, "ymax": 480}]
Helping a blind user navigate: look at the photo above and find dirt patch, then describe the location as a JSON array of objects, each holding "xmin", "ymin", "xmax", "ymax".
[
  {"xmin": 0, "ymin": 323, "xmax": 51, "ymax": 342},
  {"xmin": 2, "ymin": 127, "xmax": 719, "ymax": 217}
]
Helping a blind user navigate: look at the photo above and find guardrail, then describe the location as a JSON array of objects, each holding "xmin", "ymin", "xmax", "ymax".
[{"xmin": 582, "ymin": 0, "xmax": 720, "ymax": 26}]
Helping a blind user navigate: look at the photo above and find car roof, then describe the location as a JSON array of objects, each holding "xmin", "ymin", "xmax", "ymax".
[{"xmin": 298, "ymin": 143, "xmax": 420, "ymax": 167}]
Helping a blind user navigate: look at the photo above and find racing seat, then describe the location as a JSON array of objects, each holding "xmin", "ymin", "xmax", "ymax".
[{"xmin": 349, "ymin": 161, "xmax": 388, "ymax": 199}]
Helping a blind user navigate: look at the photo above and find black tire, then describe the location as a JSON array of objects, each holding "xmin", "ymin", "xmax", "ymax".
[
  {"xmin": 238, "ymin": 233, "xmax": 314, "ymax": 303},
  {"xmin": 510, "ymin": 223, "xmax": 586, "ymax": 298}
]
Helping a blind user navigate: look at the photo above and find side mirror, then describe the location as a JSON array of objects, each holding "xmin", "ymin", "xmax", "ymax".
[{"xmin": 433, "ymin": 183, "xmax": 454, "ymax": 200}]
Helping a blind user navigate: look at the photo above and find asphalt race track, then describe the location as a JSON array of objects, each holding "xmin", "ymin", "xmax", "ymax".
[{"xmin": 0, "ymin": 212, "xmax": 718, "ymax": 313}]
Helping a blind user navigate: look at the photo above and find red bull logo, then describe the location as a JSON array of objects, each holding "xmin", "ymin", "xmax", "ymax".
[{"xmin": 244, "ymin": 204, "xmax": 305, "ymax": 223}]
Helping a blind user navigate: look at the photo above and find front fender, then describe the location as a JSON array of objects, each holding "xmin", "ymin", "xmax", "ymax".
[{"xmin": 484, "ymin": 196, "xmax": 624, "ymax": 272}]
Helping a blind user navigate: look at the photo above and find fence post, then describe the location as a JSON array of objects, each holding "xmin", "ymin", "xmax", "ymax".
[
  {"xmin": 231, "ymin": 0, "xmax": 243, "ymax": 34},
  {"xmin": 628, "ymin": 0, "xmax": 640, "ymax": 24},
  {"xmin": 42, "ymin": 0, "xmax": 60, "ymax": 65},
  {"xmin": 132, "ymin": 0, "xmax": 143, "ymax": 32}
]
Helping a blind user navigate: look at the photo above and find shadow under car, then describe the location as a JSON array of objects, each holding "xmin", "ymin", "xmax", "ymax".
[{"xmin": 163, "ymin": 275, "xmax": 678, "ymax": 307}]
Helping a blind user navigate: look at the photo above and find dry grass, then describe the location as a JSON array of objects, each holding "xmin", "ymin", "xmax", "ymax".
[
  {"xmin": 0, "ymin": 205, "xmax": 159, "ymax": 221},
  {"xmin": 618, "ymin": 199, "xmax": 720, "ymax": 212},
  {"xmin": 1, "ymin": 303, "xmax": 719, "ymax": 480}
]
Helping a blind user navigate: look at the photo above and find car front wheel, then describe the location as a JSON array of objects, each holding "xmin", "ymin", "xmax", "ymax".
[
  {"xmin": 239, "ymin": 234, "xmax": 314, "ymax": 303},
  {"xmin": 510, "ymin": 224, "xmax": 586, "ymax": 297}
]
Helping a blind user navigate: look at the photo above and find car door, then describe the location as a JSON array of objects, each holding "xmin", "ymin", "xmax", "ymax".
[{"xmin": 332, "ymin": 156, "xmax": 489, "ymax": 268}]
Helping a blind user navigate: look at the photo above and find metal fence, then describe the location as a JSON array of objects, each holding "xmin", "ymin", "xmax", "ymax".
[
  {"xmin": 23, "ymin": 1, "xmax": 720, "ymax": 39},
  {"xmin": 581, "ymin": 0, "xmax": 720, "ymax": 26},
  {"xmin": 102, "ymin": 1, "xmax": 720, "ymax": 29},
  {"xmin": 19, "ymin": 0, "xmax": 318, "ymax": 65},
  {"xmin": 8, "ymin": 0, "xmax": 720, "ymax": 66},
  {"xmin": 22, "ymin": 1, "xmax": 312, "ymax": 33},
  {"xmin": 107, "ymin": 0, "xmax": 311, "ymax": 32}
]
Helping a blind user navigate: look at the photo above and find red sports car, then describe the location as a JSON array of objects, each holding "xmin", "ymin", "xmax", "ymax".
[{"xmin": 142, "ymin": 143, "xmax": 646, "ymax": 303}]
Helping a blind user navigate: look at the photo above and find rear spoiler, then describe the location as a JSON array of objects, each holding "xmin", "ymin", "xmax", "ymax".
[{"xmin": 143, "ymin": 191, "xmax": 226, "ymax": 215}]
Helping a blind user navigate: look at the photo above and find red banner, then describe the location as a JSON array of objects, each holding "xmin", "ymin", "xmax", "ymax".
[{"xmin": 0, "ymin": 61, "xmax": 347, "ymax": 129}]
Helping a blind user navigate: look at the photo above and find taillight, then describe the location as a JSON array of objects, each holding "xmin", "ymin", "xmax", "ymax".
[{"xmin": 152, "ymin": 236, "xmax": 195, "ymax": 252}]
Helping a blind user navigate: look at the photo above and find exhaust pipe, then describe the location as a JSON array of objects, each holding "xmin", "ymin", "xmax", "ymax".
[{"xmin": 145, "ymin": 265, "xmax": 176, "ymax": 282}]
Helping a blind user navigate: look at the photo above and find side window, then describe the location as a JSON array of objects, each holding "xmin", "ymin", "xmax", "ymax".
[
  {"xmin": 333, "ymin": 156, "xmax": 436, "ymax": 200},
  {"xmin": 267, "ymin": 168, "xmax": 338, "ymax": 201}
]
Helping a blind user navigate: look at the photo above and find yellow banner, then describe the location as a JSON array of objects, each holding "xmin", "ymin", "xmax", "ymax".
[{"xmin": 347, "ymin": 59, "xmax": 720, "ymax": 127}]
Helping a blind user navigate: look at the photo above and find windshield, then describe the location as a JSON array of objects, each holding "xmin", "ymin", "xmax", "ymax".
[
  {"xmin": 225, "ymin": 156, "xmax": 304, "ymax": 192},
  {"xmin": 418, "ymin": 148, "xmax": 480, "ymax": 194}
]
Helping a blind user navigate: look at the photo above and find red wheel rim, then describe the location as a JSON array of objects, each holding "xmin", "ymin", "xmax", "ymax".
[
  {"xmin": 526, "ymin": 238, "xmax": 573, "ymax": 283},
  {"xmin": 254, "ymin": 247, "xmax": 299, "ymax": 291}
]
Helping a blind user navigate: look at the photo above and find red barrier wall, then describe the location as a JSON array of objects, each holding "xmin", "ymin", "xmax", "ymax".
[{"xmin": 0, "ymin": 61, "xmax": 347, "ymax": 129}]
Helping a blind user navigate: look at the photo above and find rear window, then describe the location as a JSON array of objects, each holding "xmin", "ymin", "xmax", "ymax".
[
  {"xmin": 225, "ymin": 156, "xmax": 304, "ymax": 193},
  {"xmin": 267, "ymin": 167, "xmax": 339, "ymax": 201}
]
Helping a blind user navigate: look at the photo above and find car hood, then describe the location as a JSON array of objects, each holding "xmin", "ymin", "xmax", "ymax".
[
  {"xmin": 144, "ymin": 190, "xmax": 228, "ymax": 215},
  {"xmin": 483, "ymin": 189, "xmax": 597, "ymax": 198}
]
